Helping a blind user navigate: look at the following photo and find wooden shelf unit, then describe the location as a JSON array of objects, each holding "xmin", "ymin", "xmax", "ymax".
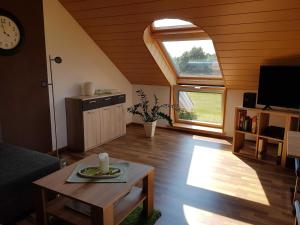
[{"xmin": 233, "ymin": 107, "xmax": 299, "ymax": 166}]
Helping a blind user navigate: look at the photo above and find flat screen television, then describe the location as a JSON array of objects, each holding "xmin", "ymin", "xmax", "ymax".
[{"xmin": 257, "ymin": 65, "xmax": 300, "ymax": 110}]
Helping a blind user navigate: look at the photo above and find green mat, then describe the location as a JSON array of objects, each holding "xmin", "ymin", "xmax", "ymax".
[{"xmin": 49, "ymin": 206, "xmax": 161, "ymax": 225}]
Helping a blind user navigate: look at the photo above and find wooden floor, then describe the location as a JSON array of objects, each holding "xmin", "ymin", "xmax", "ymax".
[{"xmin": 22, "ymin": 124, "xmax": 295, "ymax": 225}]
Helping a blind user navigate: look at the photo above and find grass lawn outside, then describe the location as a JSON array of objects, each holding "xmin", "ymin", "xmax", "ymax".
[{"xmin": 179, "ymin": 91, "xmax": 223, "ymax": 125}]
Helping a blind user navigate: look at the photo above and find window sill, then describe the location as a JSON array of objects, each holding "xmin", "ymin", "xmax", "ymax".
[{"xmin": 172, "ymin": 123, "xmax": 224, "ymax": 136}]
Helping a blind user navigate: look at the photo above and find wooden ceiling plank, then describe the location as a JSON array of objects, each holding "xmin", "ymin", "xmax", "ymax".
[
  {"xmin": 225, "ymin": 75, "xmax": 259, "ymax": 81},
  {"xmin": 218, "ymin": 48, "xmax": 300, "ymax": 57},
  {"xmin": 221, "ymin": 64, "xmax": 261, "ymax": 70},
  {"xmin": 83, "ymin": 18, "xmax": 300, "ymax": 36},
  {"xmin": 215, "ymin": 39, "xmax": 300, "ymax": 50},
  {"xmin": 212, "ymin": 30, "xmax": 300, "ymax": 43},
  {"xmin": 223, "ymin": 69, "xmax": 259, "ymax": 74},
  {"xmin": 204, "ymin": 20, "xmax": 300, "ymax": 35},
  {"xmin": 79, "ymin": 7, "xmax": 300, "ymax": 29},
  {"xmin": 67, "ymin": 0, "xmax": 300, "ymax": 21},
  {"xmin": 62, "ymin": 0, "xmax": 160, "ymax": 12},
  {"xmin": 67, "ymin": 0, "xmax": 267, "ymax": 19}
]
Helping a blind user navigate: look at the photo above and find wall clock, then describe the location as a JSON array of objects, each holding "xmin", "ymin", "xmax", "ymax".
[{"xmin": 0, "ymin": 9, "xmax": 24, "ymax": 56}]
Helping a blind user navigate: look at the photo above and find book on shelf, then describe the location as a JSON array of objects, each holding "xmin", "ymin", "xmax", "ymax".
[
  {"xmin": 237, "ymin": 111, "xmax": 257, "ymax": 134},
  {"xmin": 238, "ymin": 111, "xmax": 247, "ymax": 130},
  {"xmin": 277, "ymin": 142, "xmax": 283, "ymax": 165},
  {"xmin": 258, "ymin": 139, "xmax": 264, "ymax": 159},
  {"xmin": 251, "ymin": 116, "xmax": 257, "ymax": 134}
]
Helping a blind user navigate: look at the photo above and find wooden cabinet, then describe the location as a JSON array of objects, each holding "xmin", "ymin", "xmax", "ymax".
[
  {"xmin": 83, "ymin": 109, "xmax": 100, "ymax": 150},
  {"xmin": 65, "ymin": 93, "xmax": 126, "ymax": 152}
]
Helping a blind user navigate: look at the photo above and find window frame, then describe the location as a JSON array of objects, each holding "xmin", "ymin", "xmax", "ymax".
[
  {"xmin": 173, "ymin": 85, "xmax": 226, "ymax": 129},
  {"xmin": 152, "ymin": 27, "xmax": 223, "ymax": 81}
]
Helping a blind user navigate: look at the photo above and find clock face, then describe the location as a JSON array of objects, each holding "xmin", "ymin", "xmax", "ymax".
[
  {"xmin": 0, "ymin": 9, "xmax": 23, "ymax": 55},
  {"xmin": 0, "ymin": 15, "xmax": 21, "ymax": 50}
]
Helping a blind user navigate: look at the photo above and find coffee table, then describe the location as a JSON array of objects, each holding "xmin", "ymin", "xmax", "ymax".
[{"xmin": 33, "ymin": 155, "xmax": 154, "ymax": 225}]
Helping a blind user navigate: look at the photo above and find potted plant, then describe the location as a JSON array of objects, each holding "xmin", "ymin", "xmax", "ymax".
[{"xmin": 128, "ymin": 89, "xmax": 179, "ymax": 137}]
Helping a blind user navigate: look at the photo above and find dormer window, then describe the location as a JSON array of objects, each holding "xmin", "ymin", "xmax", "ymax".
[
  {"xmin": 151, "ymin": 19, "xmax": 223, "ymax": 80},
  {"xmin": 162, "ymin": 40, "xmax": 222, "ymax": 78},
  {"xmin": 147, "ymin": 19, "xmax": 225, "ymax": 130}
]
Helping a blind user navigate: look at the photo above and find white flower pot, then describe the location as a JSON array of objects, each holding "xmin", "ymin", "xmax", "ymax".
[
  {"xmin": 144, "ymin": 121, "xmax": 157, "ymax": 137},
  {"xmin": 84, "ymin": 82, "xmax": 95, "ymax": 96}
]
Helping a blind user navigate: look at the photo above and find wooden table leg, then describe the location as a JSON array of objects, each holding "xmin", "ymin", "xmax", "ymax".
[
  {"xmin": 143, "ymin": 169, "xmax": 154, "ymax": 218},
  {"xmin": 35, "ymin": 186, "xmax": 48, "ymax": 225},
  {"xmin": 91, "ymin": 205, "xmax": 114, "ymax": 225},
  {"xmin": 294, "ymin": 177, "xmax": 299, "ymax": 202}
]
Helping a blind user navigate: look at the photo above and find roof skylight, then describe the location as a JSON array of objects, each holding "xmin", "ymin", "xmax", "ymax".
[{"xmin": 153, "ymin": 19, "xmax": 196, "ymax": 30}]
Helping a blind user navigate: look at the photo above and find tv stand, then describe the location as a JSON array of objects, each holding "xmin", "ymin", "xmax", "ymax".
[
  {"xmin": 233, "ymin": 107, "xmax": 299, "ymax": 167},
  {"xmin": 263, "ymin": 105, "xmax": 272, "ymax": 110}
]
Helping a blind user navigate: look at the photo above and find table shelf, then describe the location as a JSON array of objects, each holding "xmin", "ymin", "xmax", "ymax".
[{"xmin": 46, "ymin": 186, "xmax": 146, "ymax": 225}]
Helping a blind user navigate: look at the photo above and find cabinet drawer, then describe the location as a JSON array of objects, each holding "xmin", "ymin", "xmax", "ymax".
[
  {"xmin": 113, "ymin": 94, "xmax": 126, "ymax": 104},
  {"xmin": 99, "ymin": 96, "xmax": 113, "ymax": 107},
  {"xmin": 82, "ymin": 99, "xmax": 99, "ymax": 111}
]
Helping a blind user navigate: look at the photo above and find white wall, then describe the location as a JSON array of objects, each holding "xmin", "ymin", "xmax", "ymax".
[
  {"xmin": 43, "ymin": 0, "xmax": 133, "ymax": 149},
  {"xmin": 132, "ymin": 85, "xmax": 171, "ymax": 127},
  {"xmin": 224, "ymin": 90, "xmax": 255, "ymax": 137},
  {"xmin": 224, "ymin": 89, "xmax": 286, "ymax": 138}
]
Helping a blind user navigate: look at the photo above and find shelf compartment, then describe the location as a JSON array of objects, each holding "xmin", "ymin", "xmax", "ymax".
[
  {"xmin": 258, "ymin": 135, "xmax": 283, "ymax": 142},
  {"xmin": 258, "ymin": 143, "xmax": 282, "ymax": 166},
  {"xmin": 233, "ymin": 141, "xmax": 257, "ymax": 159},
  {"xmin": 46, "ymin": 186, "xmax": 146, "ymax": 225},
  {"xmin": 235, "ymin": 130, "xmax": 257, "ymax": 137},
  {"xmin": 290, "ymin": 117, "xmax": 300, "ymax": 131}
]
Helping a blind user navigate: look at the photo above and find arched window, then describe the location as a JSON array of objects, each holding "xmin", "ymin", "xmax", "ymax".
[{"xmin": 147, "ymin": 19, "xmax": 225, "ymax": 130}]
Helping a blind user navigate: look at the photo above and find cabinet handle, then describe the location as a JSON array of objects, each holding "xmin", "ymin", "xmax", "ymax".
[
  {"xmin": 88, "ymin": 100, "xmax": 97, "ymax": 104},
  {"xmin": 104, "ymin": 98, "xmax": 111, "ymax": 101}
]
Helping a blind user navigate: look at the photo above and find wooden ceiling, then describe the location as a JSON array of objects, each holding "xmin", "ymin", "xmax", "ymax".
[{"xmin": 59, "ymin": 0, "xmax": 300, "ymax": 89}]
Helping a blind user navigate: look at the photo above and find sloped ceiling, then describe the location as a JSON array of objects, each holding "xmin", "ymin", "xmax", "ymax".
[{"xmin": 59, "ymin": 0, "xmax": 300, "ymax": 89}]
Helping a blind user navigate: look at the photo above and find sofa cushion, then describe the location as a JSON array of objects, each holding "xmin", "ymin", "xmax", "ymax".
[{"xmin": 0, "ymin": 143, "xmax": 60, "ymax": 193}]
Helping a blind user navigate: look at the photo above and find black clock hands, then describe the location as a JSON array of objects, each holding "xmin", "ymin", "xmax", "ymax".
[
  {"xmin": 0, "ymin": 21, "xmax": 5, "ymax": 32},
  {"xmin": 1, "ymin": 21, "xmax": 10, "ymax": 37}
]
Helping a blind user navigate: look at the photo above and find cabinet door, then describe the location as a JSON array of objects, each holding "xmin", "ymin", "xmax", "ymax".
[
  {"xmin": 100, "ymin": 105, "xmax": 126, "ymax": 144},
  {"xmin": 100, "ymin": 106, "xmax": 114, "ymax": 144},
  {"xmin": 113, "ymin": 104, "xmax": 126, "ymax": 137},
  {"xmin": 83, "ymin": 109, "xmax": 101, "ymax": 150}
]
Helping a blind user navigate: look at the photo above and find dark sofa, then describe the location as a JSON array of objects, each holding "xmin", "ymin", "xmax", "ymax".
[{"xmin": 0, "ymin": 143, "xmax": 60, "ymax": 225}]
